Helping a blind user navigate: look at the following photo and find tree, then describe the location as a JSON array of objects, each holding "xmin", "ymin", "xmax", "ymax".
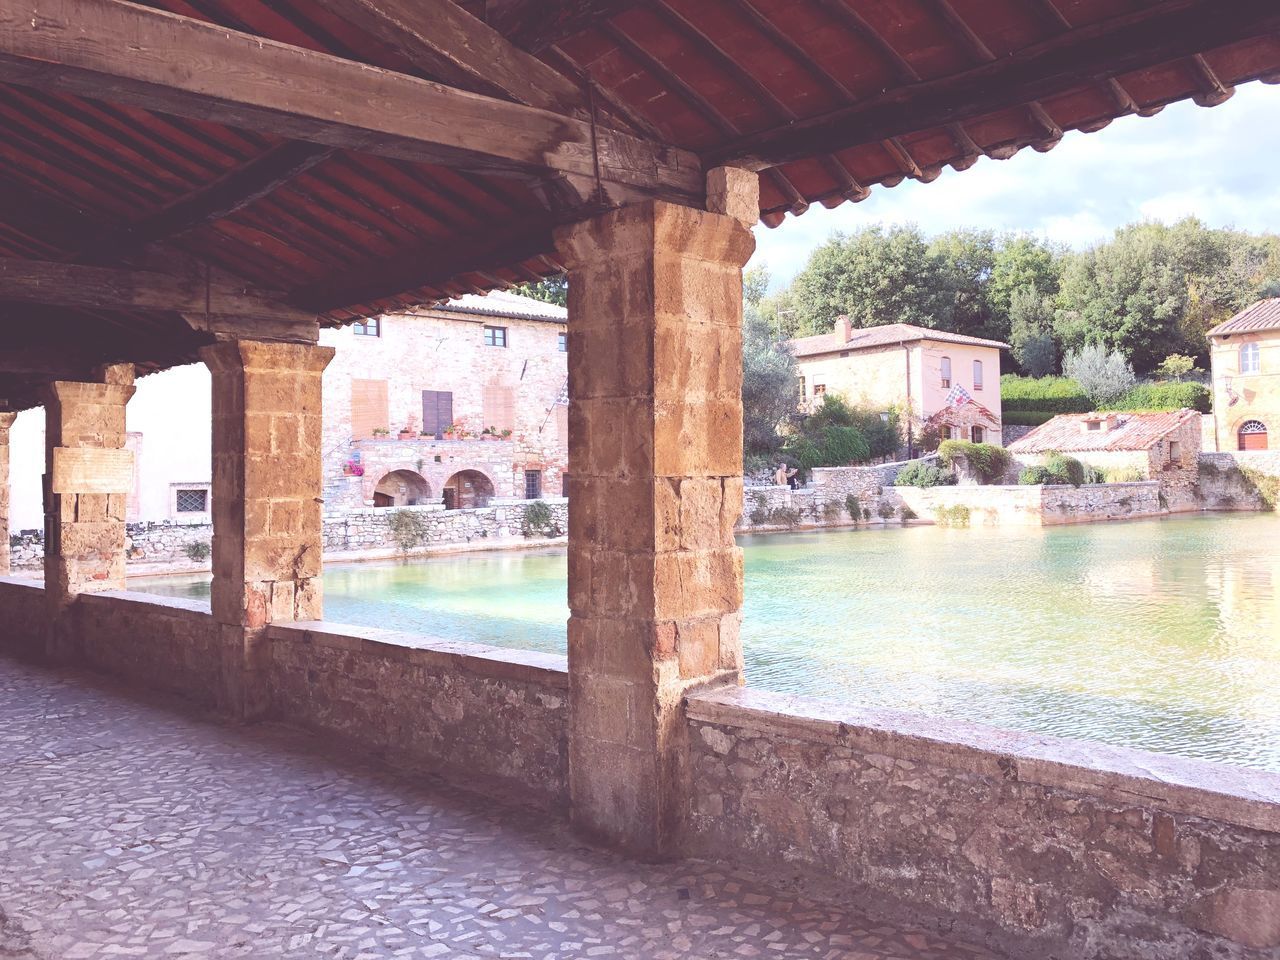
[
  {"xmin": 1063, "ymin": 344, "xmax": 1136, "ymax": 406},
  {"xmin": 742, "ymin": 301, "xmax": 799, "ymax": 466},
  {"xmin": 929, "ymin": 229, "xmax": 998, "ymax": 341},
  {"xmin": 789, "ymin": 225, "xmax": 957, "ymax": 336},
  {"xmin": 744, "ymin": 264, "xmax": 770, "ymax": 306},
  {"xmin": 512, "ymin": 276, "xmax": 567, "ymax": 307},
  {"xmin": 1154, "ymin": 354, "xmax": 1199, "ymax": 380},
  {"xmin": 1008, "ymin": 286, "xmax": 1058, "ymax": 376}
]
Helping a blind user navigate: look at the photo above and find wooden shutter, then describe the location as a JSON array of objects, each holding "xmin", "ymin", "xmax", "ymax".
[
  {"xmin": 483, "ymin": 384, "xmax": 515, "ymax": 433},
  {"xmin": 351, "ymin": 379, "xmax": 388, "ymax": 439},
  {"xmin": 422, "ymin": 390, "xmax": 453, "ymax": 435}
]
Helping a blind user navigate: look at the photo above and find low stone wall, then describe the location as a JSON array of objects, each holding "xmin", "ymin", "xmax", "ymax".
[
  {"xmin": 8, "ymin": 499, "xmax": 571, "ymax": 570},
  {"xmin": 738, "ymin": 459, "xmax": 934, "ymax": 531},
  {"xmin": 1199, "ymin": 452, "xmax": 1280, "ymax": 511},
  {"xmin": 267, "ymin": 622, "xmax": 569, "ymax": 808},
  {"xmin": 0, "ymin": 577, "xmax": 45, "ymax": 660},
  {"xmin": 890, "ymin": 482, "xmax": 1164, "ymax": 527},
  {"xmin": 685, "ymin": 686, "xmax": 1280, "ymax": 960}
]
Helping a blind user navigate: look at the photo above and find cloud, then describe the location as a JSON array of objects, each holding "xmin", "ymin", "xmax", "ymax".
[{"xmin": 750, "ymin": 82, "xmax": 1280, "ymax": 290}]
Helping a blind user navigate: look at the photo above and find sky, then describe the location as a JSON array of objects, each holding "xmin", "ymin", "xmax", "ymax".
[{"xmin": 749, "ymin": 81, "xmax": 1280, "ymax": 291}]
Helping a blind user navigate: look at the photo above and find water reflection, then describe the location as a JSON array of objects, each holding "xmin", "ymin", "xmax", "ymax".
[{"xmin": 139, "ymin": 514, "xmax": 1280, "ymax": 772}]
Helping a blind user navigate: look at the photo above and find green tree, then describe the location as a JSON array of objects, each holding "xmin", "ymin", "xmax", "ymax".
[
  {"xmin": 1063, "ymin": 344, "xmax": 1136, "ymax": 406},
  {"xmin": 929, "ymin": 229, "xmax": 998, "ymax": 341},
  {"xmin": 512, "ymin": 276, "xmax": 567, "ymax": 307},
  {"xmin": 989, "ymin": 235, "xmax": 1062, "ymax": 321},
  {"xmin": 742, "ymin": 301, "xmax": 798, "ymax": 465},
  {"xmin": 789, "ymin": 225, "xmax": 957, "ymax": 335},
  {"xmin": 1008, "ymin": 286, "xmax": 1058, "ymax": 376},
  {"xmin": 1153, "ymin": 353, "xmax": 1199, "ymax": 380},
  {"xmin": 744, "ymin": 264, "xmax": 770, "ymax": 307}
]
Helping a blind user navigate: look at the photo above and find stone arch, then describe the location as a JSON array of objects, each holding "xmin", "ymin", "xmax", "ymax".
[
  {"xmin": 443, "ymin": 469, "xmax": 495, "ymax": 509},
  {"xmin": 372, "ymin": 469, "xmax": 432, "ymax": 508},
  {"xmin": 1237, "ymin": 419, "xmax": 1268, "ymax": 452}
]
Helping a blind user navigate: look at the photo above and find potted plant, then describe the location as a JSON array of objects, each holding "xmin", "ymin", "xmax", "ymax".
[
  {"xmin": 482, "ymin": 426, "xmax": 501, "ymax": 441},
  {"xmin": 500, "ymin": 428, "xmax": 512, "ymax": 440},
  {"xmin": 343, "ymin": 460, "xmax": 364, "ymax": 477},
  {"xmin": 398, "ymin": 415, "xmax": 418, "ymax": 440},
  {"xmin": 372, "ymin": 427, "xmax": 390, "ymax": 438},
  {"xmin": 420, "ymin": 431, "xmax": 435, "ymax": 441},
  {"xmin": 442, "ymin": 422, "xmax": 461, "ymax": 441}
]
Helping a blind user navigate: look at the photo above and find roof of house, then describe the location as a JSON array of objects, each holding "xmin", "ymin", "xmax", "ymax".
[
  {"xmin": 1207, "ymin": 299, "xmax": 1280, "ymax": 338},
  {"xmin": 1007, "ymin": 409, "xmax": 1201, "ymax": 454},
  {"xmin": 789, "ymin": 323, "xmax": 1010, "ymax": 358},
  {"xmin": 432, "ymin": 290, "xmax": 567, "ymax": 323}
]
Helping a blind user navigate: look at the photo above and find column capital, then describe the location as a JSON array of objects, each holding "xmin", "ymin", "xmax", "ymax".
[
  {"xmin": 705, "ymin": 166, "xmax": 760, "ymax": 226},
  {"xmin": 553, "ymin": 200, "xmax": 755, "ymax": 273},
  {"xmin": 0, "ymin": 411, "xmax": 15, "ymax": 434},
  {"xmin": 200, "ymin": 338, "xmax": 335, "ymax": 375}
]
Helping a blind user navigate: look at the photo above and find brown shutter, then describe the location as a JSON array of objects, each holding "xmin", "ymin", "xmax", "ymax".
[
  {"xmin": 422, "ymin": 390, "xmax": 454, "ymax": 435},
  {"xmin": 483, "ymin": 384, "xmax": 515, "ymax": 433},
  {"xmin": 351, "ymin": 379, "xmax": 388, "ymax": 439}
]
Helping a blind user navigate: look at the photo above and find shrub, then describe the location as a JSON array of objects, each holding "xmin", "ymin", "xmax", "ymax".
[
  {"xmin": 1063, "ymin": 344, "xmax": 1136, "ymax": 406},
  {"xmin": 1154, "ymin": 354, "xmax": 1199, "ymax": 380},
  {"xmin": 822, "ymin": 499, "xmax": 843, "ymax": 522},
  {"xmin": 1019, "ymin": 465, "xmax": 1051, "ymax": 485},
  {"xmin": 1044, "ymin": 451, "xmax": 1086, "ymax": 487},
  {"xmin": 898, "ymin": 505, "xmax": 917, "ymax": 522},
  {"xmin": 820, "ymin": 424, "xmax": 871, "ymax": 465},
  {"xmin": 388, "ymin": 508, "xmax": 430, "ymax": 555},
  {"xmin": 1103, "ymin": 466, "xmax": 1144, "ymax": 483},
  {"xmin": 844, "ymin": 493, "xmax": 860, "ymax": 521},
  {"xmin": 1002, "ymin": 409, "xmax": 1058, "ymax": 427},
  {"xmin": 184, "ymin": 541, "xmax": 211, "ymax": 562},
  {"xmin": 895, "ymin": 462, "xmax": 956, "ymax": 488},
  {"xmin": 1103, "ymin": 381, "xmax": 1211, "ymax": 414},
  {"xmin": 1082, "ymin": 465, "xmax": 1106, "ymax": 485},
  {"xmin": 937, "ymin": 440, "xmax": 1011, "ymax": 484},
  {"xmin": 876, "ymin": 501, "xmax": 896, "ymax": 520},
  {"xmin": 1000, "ymin": 374, "xmax": 1091, "ymax": 415},
  {"xmin": 934, "ymin": 504, "xmax": 971, "ymax": 528},
  {"xmin": 748, "ymin": 493, "xmax": 771, "ymax": 526},
  {"xmin": 1241, "ymin": 467, "xmax": 1280, "ymax": 511},
  {"xmin": 522, "ymin": 500, "xmax": 559, "ymax": 537},
  {"xmin": 862, "ymin": 507, "xmax": 872, "ymax": 521}
]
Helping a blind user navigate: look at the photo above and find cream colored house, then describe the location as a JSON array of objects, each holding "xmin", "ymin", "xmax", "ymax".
[
  {"xmin": 788, "ymin": 319, "xmax": 1009, "ymax": 447},
  {"xmin": 1207, "ymin": 298, "xmax": 1280, "ymax": 452}
]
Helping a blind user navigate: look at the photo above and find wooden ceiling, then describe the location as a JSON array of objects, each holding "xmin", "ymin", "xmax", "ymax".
[{"xmin": 1, "ymin": 0, "xmax": 1279, "ymax": 408}]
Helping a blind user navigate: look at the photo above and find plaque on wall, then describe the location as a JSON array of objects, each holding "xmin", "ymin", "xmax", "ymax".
[{"xmin": 50, "ymin": 447, "xmax": 135, "ymax": 495}]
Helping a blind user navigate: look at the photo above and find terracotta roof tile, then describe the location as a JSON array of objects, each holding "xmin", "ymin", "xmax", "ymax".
[
  {"xmin": 1007, "ymin": 409, "xmax": 1200, "ymax": 454},
  {"xmin": 1207, "ymin": 299, "xmax": 1280, "ymax": 338},
  {"xmin": 789, "ymin": 323, "xmax": 1009, "ymax": 358}
]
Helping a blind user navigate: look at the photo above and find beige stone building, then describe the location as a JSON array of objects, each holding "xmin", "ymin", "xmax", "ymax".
[
  {"xmin": 1207, "ymin": 298, "xmax": 1280, "ymax": 452},
  {"xmin": 788, "ymin": 320, "xmax": 1008, "ymax": 448}
]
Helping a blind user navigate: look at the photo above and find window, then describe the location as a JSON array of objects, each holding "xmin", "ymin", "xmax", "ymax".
[
  {"xmin": 524, "ymin": 469, "xmax": 542, "ymax": 499},
  {"xmin": 352, "ymin": 379, "xmax": 389, "ymax": 439},
  {"xmin": 1168, "ymin": 440, "xmax": 1181, "ymax": 462},
  {"xmin": 484, "ymin": 325, "xmax": 508, "ymax": 347},
  {"xmin": 483, "ymin": 383, "xmax": 515, "ymax": 433},
  {"xmin": 558, "ymin": 331, "xmax": 567, "ymax": 352},
  {"xmin": 1087, "ymin": 419, "xmax": 1103, "ymax": 431},
  {"xmin": 973, "ymin": 359, "xmax": 984, "ymax": 391},
  {"xmin": 971, "ymin": 426, "xmax": 985, "ymax": 444},
  {"xmin": 940, "ymin": 356, "xmax": 951, "ymax": 388},
  {"xmin": 1241, "ymin": 342, "xmax": 1261, "ymax": 374},
  {"xmin": 352, "ymin": 317, "xmax": 380, "ymax": 337},
  {"xmin": 422, "ymin": 390, "xmax": 454, "ymax": 437},
  {"xmin": 175, "ymin": 488, "xmax": 207, "ymax": 513},
  {"xmin": 813, "ymin": 383, "xmax": 826, "ymax": 396},
  {"xmin": 1239, "ymin": 419, "xmax": 1269, "ymax": 451},
  {"xmin": 798, "ymin": 375, "xmax": 806, "ymax": 397}
]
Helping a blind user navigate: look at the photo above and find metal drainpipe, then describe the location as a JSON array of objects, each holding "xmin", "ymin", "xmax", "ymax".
[{"xmin": 904, "ymin": 343, "xmax": 915, "ymax": 459}]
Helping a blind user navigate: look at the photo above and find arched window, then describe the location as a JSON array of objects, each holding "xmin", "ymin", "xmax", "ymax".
[
  {"xmin": 1238, "ymin": 420, "xmax": 1268, "ymax": 451},
  {"xmin": 1240, "ymin": 342, "xmax": 1261, "ymax": 375}
]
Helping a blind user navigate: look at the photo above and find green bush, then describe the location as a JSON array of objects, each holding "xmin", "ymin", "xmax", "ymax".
[
  {"xmin": 937, "ymin": 440, "xmax": 1011, "ymax": 483},
  {"xmin": 895, "ymin": 462, "xmax": 956, "ymax": 488},
  {"xmin": 934, "ymin": 504, "xmax": 971, "ymax": 528},
  {"xmin": 1083, "ymin": 465, "xmax": 1106, "ymax": 485},
  {"xmin": 184, "ymin": 541, "xmax": 211, "ymax": 562},
  {"xmin": 1103, "ymin": 466, "xmax": 1144, "ymax": 483},
  {"xmin": 388, "ymin": 508, "xmax": 430, "ymax": 556},
  {"xmin": 876, "ymin": 501, "xmax": 896, "ymax": 520},
  {"xmin": 820, "ymin": 424, "xmax": 871, "ymax": 465},
  {"xmin": 1018, "ymin": 465, "xmax": 1051, "ymax": 485},
  {"xmin": 1103, "ymin": 381, "xmax": 1211, "ymax": 414},
  {"xmin": 1044, "ymin": 451, "xmax": 1086, "ymax": 487},
  {"xmin": 844, "ymin": 493, "xmax": 860, "ymax": 521},
  {"xmin": 1000, "ymin": 375, "xmax": 1091, "ymax": 415},
  {"xmin": 522, "ymin": 500, "xmax": 560, "ymax": 537},
  {"xmin": 1002, "ymin": 409, "xmax": 1058, "ymax": 426},
  {"xmin": 898, "ymin": 505, "xmax": 917, "ymax": 522}
]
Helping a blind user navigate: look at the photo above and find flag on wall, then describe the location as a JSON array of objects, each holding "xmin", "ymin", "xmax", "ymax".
[{"xmin": 944, "ymin": 383, "xmax": 974, "ymax": 407}]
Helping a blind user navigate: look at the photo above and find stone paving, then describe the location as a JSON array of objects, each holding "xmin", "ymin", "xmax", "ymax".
[{"xmin": 0, "ymin": 657, "xmax": 1006, "ymax": 959}]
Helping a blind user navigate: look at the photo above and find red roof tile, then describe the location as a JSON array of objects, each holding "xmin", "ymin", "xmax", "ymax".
[
  {"xmin": 1007, "ymin": 409, "xmax": 1201, "ymax": 454},
  {"xmin": 1207, "ymin": 299, "xmax": 1280, "ymax": 337}
]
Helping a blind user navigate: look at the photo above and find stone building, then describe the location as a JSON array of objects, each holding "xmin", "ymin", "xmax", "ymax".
[
  {"xmin": 1207, "ymin": 298, "xmax": 1280, "ymax": 452},
  {"xmin": 788, "ymin": 320, "xmax": 1008, "ymax": 448},
  {"xmin": 1007, "ymin": 409, "xmax": 1203, "ymax": 510},
  {"xmin": 321, "ymin": 291, "xmax": 569, "ymax": 511}
]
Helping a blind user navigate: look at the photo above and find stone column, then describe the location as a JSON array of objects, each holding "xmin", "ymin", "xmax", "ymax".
[
  {"xmin": 553, "ymin": 171, "xmax": 757, "ymax": 858},
  {"xmin": 43, "ymin": 365, "xmax": 137, "ymax": 658},
  {"xmin": 0, "ymin": 411, "xmax": 15, "ymax": 576},
  {"xmin": 201, "ymin": 339, "xmax": 334, "ymax": 718}
]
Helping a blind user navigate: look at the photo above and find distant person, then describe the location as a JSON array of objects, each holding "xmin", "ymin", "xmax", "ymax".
[
  {"xmin": 774, "ymin": 462, "xmax": 788, "ymax": 487},
  {"xmin": 786, "ymin": 465, "xmax": 800, "ymax": 490}
]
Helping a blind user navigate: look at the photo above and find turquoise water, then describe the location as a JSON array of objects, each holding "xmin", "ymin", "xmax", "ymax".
[{"xmin": 140, "ymin": 514, "xmax": 1280, "ymax": 772}]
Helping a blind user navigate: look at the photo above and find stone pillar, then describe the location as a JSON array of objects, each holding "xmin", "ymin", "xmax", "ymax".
[
  {"xmin": 0, "ymin": 412, "xmax": 15, "ymax": 576},
  {"xmin": 201, "ymin": 339, "xmax": 333, "ymax": 717},
  {"xmin": 553, "ymin": 172, "xmax": 757, "ymax": 858},
  {"xmin": 43, "ymin": 365, "xmax": 136, "ymax": 658}
]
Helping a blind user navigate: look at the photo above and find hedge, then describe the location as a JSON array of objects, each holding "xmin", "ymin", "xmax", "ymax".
[
  {"xmin": 1000, "ymin": 375, "xmax": 1090, "ymax": 414},
  {"xmin": 1002, "ymin": 410, "xmax": 1058, "ymax": 426},
  {"xmin": 1101, "ymin": 381, "xmax": 1211, "ymax": 414}
]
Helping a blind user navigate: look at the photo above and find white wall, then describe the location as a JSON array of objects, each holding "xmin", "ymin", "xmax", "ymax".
[{"xmin": 7, "ymin": 363, "xmax": 212, "ymax": 530}]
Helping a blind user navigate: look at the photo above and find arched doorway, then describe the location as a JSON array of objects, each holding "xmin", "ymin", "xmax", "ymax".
[
  {"xmin": 372, "ymin": 470, "xmax": 431, "ymax": 508},
  {"xmin": 443, "ymin": 470, "xmax": 494, "ymax": 509},
  {"xmin": 1238, "ymin": 420, "xmax": 1269, "ymax": 451}
]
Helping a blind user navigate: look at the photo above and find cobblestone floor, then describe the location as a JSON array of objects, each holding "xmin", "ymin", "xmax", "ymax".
[{"xmin": 0, "ymin": 657, "xmax": 1006, "ymax": 959}]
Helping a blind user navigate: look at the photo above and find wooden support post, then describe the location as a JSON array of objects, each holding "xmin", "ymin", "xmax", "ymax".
[
  {"xmin": 0, "ymin": 411, "xmax": 14, "ymax": 576},
  {"xmin": 553, "ymin": 168, "xmax": 757, "ymax": 858},
  {"xmin": 202, "ymin": 339, "xmax": 334, "ymax": 718}
]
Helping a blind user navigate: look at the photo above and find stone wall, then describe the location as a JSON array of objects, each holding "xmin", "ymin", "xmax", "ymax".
[
  {"xmin": 1001, "ymin": 423, "xmax": 1036, "ymax": 446},
  {"xmin": 737, "ymin": 459, "xmax": 932, "ymax": 531},
  {"xmin": 267, "ymin": 623, "xmax": 569, "ymax": 808},
  {"xmin": 1198, "ymin": 452, "xmax": 1280, "ymax": 511},
  {"xmin": 685, "ymin": 686, "xmax": 1280, "ymax": 960},
  {"xmin": 891, "ymin": 482, "xmax": 1164, "ymax": 527},
  {"xmin": 8, "ymin": 499, "xmax": 570, "ymax": 570},
  {"xmin": 0, "ymin": 577, "xmax": 45, "ymax": 660}
]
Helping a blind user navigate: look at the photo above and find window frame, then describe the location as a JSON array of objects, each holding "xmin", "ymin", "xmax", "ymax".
[
  {"xmin": 970, "ymin": 425, "xmax": 985, "ymax": 444},
  {"xmin": 169, "ymin": 482, "xmax": 212, "ymax": 524},
  {"xmin": 1240, "ymin": 341, "xmax": 1261, "ymax": 375},
  {"xmin": 351, "ymin": 317, "xmax": 381, "ymax": 338},
  {"xmin": 972, "ymin": 359, "xmax": 984, "ymax": 391},
  {"xmin": 484, "ymin": 325, "xmax": 509, "ymax": 348},
  {"xmin": 524, "ymin": 468, "xmax": 543, "ymax": 500},
  {"xmin": 557, "ymin": 331, "xmax": 567, "ymax": 353},
  {"xmin": 940, "ymin": 356, "xmax": 952, "ymax": 389}
]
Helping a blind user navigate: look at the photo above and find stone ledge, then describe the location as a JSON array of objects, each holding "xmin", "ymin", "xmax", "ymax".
[
  {"xmin": 0, "ymin": 576, "xmax": 44, "ymax": 592},
  {"xmin": 686, "ymin": 685, "xmax": 1280, "ymax": 834},
  {"xmin": 79, "ymin": 590, "xmax": 213, "ymax": 618},
  {"xmin": 268, "ymin": 621, "xmax": 569, "ymax": 689}
]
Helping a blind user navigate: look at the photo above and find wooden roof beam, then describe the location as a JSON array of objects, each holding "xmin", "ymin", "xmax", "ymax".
[
  {"xmin": 713, "ymin": 0, "xmax": 1280, "ymax": 170},
  {"xmin": 0, "ymin": 0, "xmax": 702, "ymax": 203},
  {"xmin": 484, "ymin": 0, "xmax": 649, "ymax": 53},
  {"xmin": 310, "ymin": 0, "xmax": 590, "ymax": 117}
]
